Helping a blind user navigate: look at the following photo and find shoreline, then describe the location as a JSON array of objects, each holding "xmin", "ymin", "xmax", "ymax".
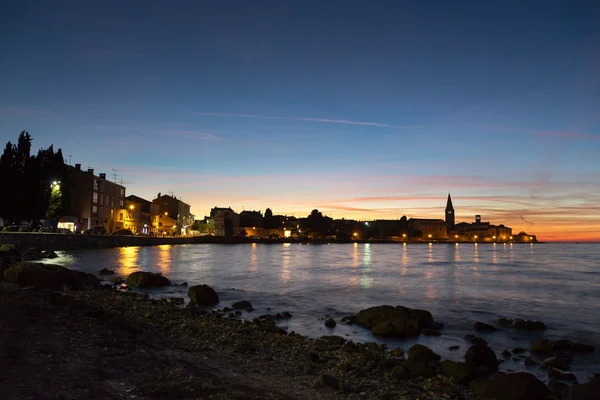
[
  {"xmin": 0, "ymin": 231, "xmax": 541, "ymax": 251},
  {"xmin": 2, "ymin": 260, "xmax": 598, "ymax": 399}
]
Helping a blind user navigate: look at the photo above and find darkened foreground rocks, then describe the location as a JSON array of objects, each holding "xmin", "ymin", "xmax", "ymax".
[
  {"xmin": 465, "ymin": 343, "xmax": 499, "ymax": 377},
  {"xmin": 125, "ymin": 271, "xmax": 171, "ymax": 288},
  {"xmin": 351, "ymin": 305, "xmax": 436, "ymax": 337},
  {"xmin": 470, "ymin": 372, "xmax": 551, "ymax": 400},
  {"xmin": 98, "ymin": 268, "xmax": 115, "ymax": 275},
  {"xmin": 569, "ymin": 374, "xmax": 600, "ymax": 400},
  {"xmin": 474, "ymin": 321, "xmax": 497, "ymax": 332},
  {"xmin": 3, "ymin": 262, "xmax": 100, "ymax": 290},
  {"xmin": 231, "ymin": 300, "xmax": 253, "ymax": 310},
  {"xmin": 188, "ymin": 284, "xmax": 219, "ymax": 305}
]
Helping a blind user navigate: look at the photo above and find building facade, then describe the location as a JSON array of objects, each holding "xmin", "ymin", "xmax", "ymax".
[
  {"xmin": 152, "ymin": 194, "xmax": 194, "ymax": 235},
  {"xmin": 62, "ymin": 164, "xmax": 125, "ymax": 232}
]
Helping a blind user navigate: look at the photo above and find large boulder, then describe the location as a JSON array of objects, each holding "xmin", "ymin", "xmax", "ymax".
[
  {"xmin": 406, "ymin": 344, "xmax": 440, "ymax": 377},
  {"xmin": 552, "ymin": 340, "xmax": 595, "ymax": 354},
  {"xmin": 3, "ymin": 262, "xmax": 100, "ymax": 290},
  {"xmin": 465, "ymin": 344, "xmax": 499, "ymax": 377},
  {"xmin": 531, "ymin": 338, "xmax": 552, "ymax": 353},
  {"xmin": 353, "ymin": 305, "xmax": 435, "ymax": 337},
  {"xmin": 498, "ymin": 317, "xmax": 547, "ymax": 331},
  {"xmin": 125, "ymin": 271, "xmax": 171, "ymax": 288},
  {"xmin": 470, "ymin": 372, "xmax": 551, "ymax": 400},
  {"xmin": 188, "ymin": 284, "xmax": 219, "ymax": 305},
  {"xmin": 569, "ymin": 374, "xmax": 600, "ymax": 400},
  {"xmin": 0, "ymin": 244, "xmax": 21, "ymax": 280},
  {"xmin": 474, "ymin": 321, "xmax": 497, "ymax": 332},
  {"xmin": 441, "ymin": 360, "xmax": 472, "ymax": 381}
]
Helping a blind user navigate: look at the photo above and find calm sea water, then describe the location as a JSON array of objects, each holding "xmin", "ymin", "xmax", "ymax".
[{"xmin": 51, "ymin": 242, "xmax": 600, "ymax": 381}]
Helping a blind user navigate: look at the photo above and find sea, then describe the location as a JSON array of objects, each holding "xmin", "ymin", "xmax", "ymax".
[{"xmin": 48, "ymin": 242, "xmax": 600, "ymax": 382}]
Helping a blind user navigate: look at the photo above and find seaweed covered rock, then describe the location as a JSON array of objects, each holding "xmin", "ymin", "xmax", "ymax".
[
  {"xmin": 465, "ymin": 343, "xmax": 498, "ymax": 377},
  {"xmin": 188, "ymin": 284, "xmax": 219, "ymax": 305},
  {"xmin": 3, "ymin": 262, "xmax": 100, "ymax": 290},
  {"xmin": 353, "ymin": 305, "xmax": 435, "ymax": 337},
  {"xmin": 125, "ymin": 271, "xmax": 171, "ymax": 288}
]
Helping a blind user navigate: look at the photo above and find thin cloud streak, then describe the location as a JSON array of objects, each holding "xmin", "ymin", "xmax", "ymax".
[
  {"xmin": 465, "ymin": 123, "xmax": 600, "ymax": 140},
  {"xmin": 194, "ymin": 112, "xmax": 416, "ymax": 128}
]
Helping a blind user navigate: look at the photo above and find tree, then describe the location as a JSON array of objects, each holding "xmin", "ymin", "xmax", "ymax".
[{"xmin": 264, "ymin": 208, "xmax": 275, "ymax": 228}]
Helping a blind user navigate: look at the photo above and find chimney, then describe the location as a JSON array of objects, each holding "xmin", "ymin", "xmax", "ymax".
[
  {"xmin": 99, "ymin": 173, "xmax": 106, "ymax": 180},
  {"xmin": 75, "ymin": 163, "xmax": 81, "ymax": 170},
  {"xmin": 88, "ymin": 168, "xmax": 94, "ymax": 174}
]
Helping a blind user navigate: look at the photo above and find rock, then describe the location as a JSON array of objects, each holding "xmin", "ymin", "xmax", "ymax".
[
  {"xmin": 188, "ymin": 284, "xmax": 219, "ymax": 305},
  {"xmin": 232, "ymin": 300, "xmax": 253, "ymax": 310},
  {"xmin": 552, "ymin": 340, "xmax": 595, "ymax": 354},
  {"xmin": 125, "ymin": 271, "xmax": 171, "ymax": 288},
  {"xmin": 548, "ymin": 367, "xmax": 576, "ymax": 382},
  {"xmin": 421, "ymin": 328, "xmax": 441, "ymax": 336},
  {"xmin": 324, "ymin": 318, "xmax": 336, "ymax": 328},
  {"xmin": 442, "ymin": 360, "xmax": 472, "ymax": 381},
  {"xmin": 547, "ymin": 379, "xmax": 569, "ymax": 399},
  {"xmin": 3, "ymin": 262, "xmax": 100, "ymax": 290},
  {"xmin": 512, "ymin": 347, "xmax": 527, "ymax": 354},
  {"xmin": 341, "ymin": 315, "xmax": 354, "ymax": 324},
  {"xmin": 319, "ymin": 335, "xmax": 346, "ymax": 346},
  {"xmin": 168, "ymin": 297, "xmax": 185, "ymax": 305},
  {"xmin": 502, "ymin": 349, "xmax": 512, "ymax": 358},
  {"xmin": 98, "ymin": 268, "xmax": 115, "ymax": 275},
  {"xmin": 41, "ymin": 250, "xmax": 58, "ymax": 259},
  {"xmin": 569, "ymin": 374, "xmax": 600, "ymax": 400},
  {"xmin": 354, "ymin": 305, "xmax": 434, "ymax": 338},
  {"xmin": 21, "ymin": 247, "xmax": 44, "ymax": 260},
  {"xmin": 542, "ymin": 356, "xmax": 570, "ymax": 370},
  {"xmin": 475, "ymin": 321, "xmax": 497, "ymax": 332},
  {"xmin": 449, "ymin": 345, "xmax": 460, "ymax": 351},
  {"xmin": 470, "ymin": 372, "xmax": 551, "ymax": 400},
  {"xmin": 531, "ymin": 338, "xmax": 552, "ymax": 353},
  {"xmin": 281, "ymin": 311, "xmax": 292, "ymax": 318},
  {"xmin": 0, "ymin": 244, "xmax": 18, "ymax": 253},
  {"xmin": 407, "ymin": 344, "xmax": 440, "ymax": 365},
  {"xmin": 390, "ymin": 348, "xmax": 404, "ymax": 357},
  {"xmin": 498, "ymin": 317, "xmax": 547, "ymax": 331},
  {"xmin": 464, "ymin": 334, "xmax": 487, "ymax": 345},
  {"xmin": 391, "ymin": 364, "xmax": 410, "ymax": 380},
  {"xmin": 524, "ymin": 358, "xmax": 538, "ymax": 367},
  {"xmin": 465, "ymin": 344, "xmax": 498, "ymax": 376},
  {"xmin": 314, "ymin": 374, "xmax": 340, "ymax": 390},
  {"xmin": 407, "ymin": 362, "xmax": 437, "ymax": 377}
]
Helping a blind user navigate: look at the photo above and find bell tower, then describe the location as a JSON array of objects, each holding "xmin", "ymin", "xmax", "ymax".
[{"xmin": 445, "ymin": 193, "xmax": 455, "ymax": 229}]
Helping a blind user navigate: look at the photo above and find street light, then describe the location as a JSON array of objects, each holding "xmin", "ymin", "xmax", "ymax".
[{"xmin": 129, "ymin": 204, "xmax": 135, "ymax": 210}]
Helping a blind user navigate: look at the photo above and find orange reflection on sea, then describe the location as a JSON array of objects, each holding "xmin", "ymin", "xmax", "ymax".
[
  {"xmin": 281, "ymin": 243, "xmax": 291, "ymax": 282},
  {"xmin": 250, "ymin": 243, "xmax": 257, "ymax": 272},
  {"xmin": 117, "ymin": 246, "xmax": 140, "ymax": 276},
  {"xmin": 157, "ymin": 244, "xmax": 172, "ymax": 275},
  {"xmin": 401, "ymin": 244, "xmax": 408, "ymax": 276}
]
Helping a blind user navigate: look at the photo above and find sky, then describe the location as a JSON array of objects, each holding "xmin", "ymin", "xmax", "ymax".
[{"xmin": 1, "ymin": 0, "xmax": 599, "ymax": 241}]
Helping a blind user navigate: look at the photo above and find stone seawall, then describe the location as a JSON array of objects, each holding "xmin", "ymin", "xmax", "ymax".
[{"xmin": 0, "ymin": 232, "xmax": 195, "ymax": 250}]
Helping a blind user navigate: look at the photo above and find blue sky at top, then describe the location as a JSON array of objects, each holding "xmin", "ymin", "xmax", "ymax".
[{"xmin": 1, "ymin": 0, "xmax": 599, "ymax": 239}]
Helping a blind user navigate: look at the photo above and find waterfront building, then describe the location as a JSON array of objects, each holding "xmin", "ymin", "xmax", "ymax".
[
  {"xmin": 407, "ymin": 218, "xmax": 449, "ymax": 240},
  {"xmin": 452, "ymin": 215, "xmax": 513, "ymax": 241},
  {"xmin": 153, "ymin": 193, "xmax": 194, "ymax": 235},
  {"xmin": 60, "ymin": 164, "xmax": 125, "ymax": 232},
  {"xmin": 212, "ymin": 207, "xmax": 240, "ymax": 236}
]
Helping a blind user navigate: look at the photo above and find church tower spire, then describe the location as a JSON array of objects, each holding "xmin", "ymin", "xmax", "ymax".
[{"xmin": 445, "ymin": 193, "xmax": 455, "ymax": 228}]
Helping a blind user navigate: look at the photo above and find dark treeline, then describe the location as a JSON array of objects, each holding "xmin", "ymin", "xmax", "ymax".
[{"xmin": 0, "ymin": 131, "xmax": 71, "ymax": 224}]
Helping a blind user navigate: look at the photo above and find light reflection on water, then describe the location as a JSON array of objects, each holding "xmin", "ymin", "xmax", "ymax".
[{"xmin": 59, "ymin": 242, "xmax": 600, "ymax": 380}]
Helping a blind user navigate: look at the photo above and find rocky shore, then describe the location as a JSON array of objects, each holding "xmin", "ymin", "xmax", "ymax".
[{"xmin": 1, "ymin": 247, "xmax": 598, "ymax": 399}]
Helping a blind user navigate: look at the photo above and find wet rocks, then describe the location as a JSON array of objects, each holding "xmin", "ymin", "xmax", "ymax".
[
  {"xmin": 464, "ymin": 334, "xmax": 487, "ymax": 345},
  {"xmin": 324, "ymin": 318, "xmax": 336, "ymax": 328},
  {"xmin": 389, "ymin": 348, "xmax": 404, "ymax": 357},
  {"xmin": 542, "ymin": 356, "xmax": 570, "ymax": 371},
  {"xmin": 231, "ymin": 300, "xmax": 253, "ymax": 311},
  {"xmin": 421, "ymin": 328, "xmax": 441, "ymax": 336},
  {"xmin": 531, "ymin": 338, "xmax": 552, "ymax": 353},
  {"xmin": 501, "ymin": 349, "xmax": 512, "ymax": 358},
  {"xmin": 569, "ymin": 374, "xmax": 600, "ymax": 400},
  {"xmin": 474, "ymin": 321, "xmax": 497, "ymax": 332},
  {"xmin": 449, "ymin": 345, "xmax": 460, "ymax": 351},
  {"xmin": 547, "ymin": 379, "xmax": 569, "ymax": 399},
  {"xmin": 498, "ymin": 317, "xmax": 547, "ymax": 331},
  {"xmin": 406, "ymin": 344, "xmax": 440, "ymax": 377},
  {"xmin": 512, "ymin": 347, "xmax": 526, "ymax": 354},
  {"xmin": 441, "ymin": 360, "xmax": 472, "ymax": 381},
  {"xmin": 524, "ymin": 357, "xmax": 538, "ymax": 367},
  {"xmin": 3, "ymin": 262, "xmax": 100, "ymax": 290},
  {"xmin": 187, "ymin": 284, "xmax": 219, "ymax": 305},
  {"xmin": 470, "ymin": 372, "xmax": 551, "ymax": 400},
  {"xmin": 465, "ymin": 343, "xmax": 498, "ymax": 377},
  {"xmin": 353, "ymin": 305, "xmax": 435, "ymax": 337},
  {"xmin": 125, "ymin": 271, "xmax": 171, "ymax": 288},
  {"xmin": 551, "ymin": 339, "xmax": 595, "ymax": 353},
  {"xmin": 98, "ymin": 268, "xmax": 115, "ymax": 275},
  {"xmin": 547, "ymin": 367, "xmax": 576, "ymax": 382}
]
